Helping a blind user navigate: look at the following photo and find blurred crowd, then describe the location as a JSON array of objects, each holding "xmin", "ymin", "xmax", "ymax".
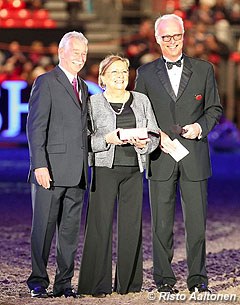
[
  {"xmin": 0, "ymin": 0, "xmax": 46, "ymax": 10},
  {"xmin": 0, "ymin": 0, "xmax": 239, "ymax": 89},
  {"xmin": 0, "ymin": 40, "xmax": 58, "ymax": 84},
  {"xmin": 122, "ymin": 0, "xmax": 240, "ymax": 87}
]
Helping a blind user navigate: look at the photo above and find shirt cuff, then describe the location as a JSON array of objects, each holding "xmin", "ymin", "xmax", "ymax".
[{"xmin": 195, "ymin": 123, "xmax": 202, "ymax": 139}]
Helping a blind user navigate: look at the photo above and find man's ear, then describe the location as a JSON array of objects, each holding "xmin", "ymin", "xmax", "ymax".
[
  {"xmin": 155, "ymin": 36, "xmax": 161, "ymax": 45},
  {"xmin": 58, "ymin": 48, "xmax": 64, "ymax": 60}
]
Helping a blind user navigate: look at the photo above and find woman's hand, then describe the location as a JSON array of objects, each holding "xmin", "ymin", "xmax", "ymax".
[
  {"xmin": 128, "ymin": 137, "xmax": 150, "ymax": 149},
  {"xmin": 105, "ymin": 128, "xmax": 124, "ymax": 145}
]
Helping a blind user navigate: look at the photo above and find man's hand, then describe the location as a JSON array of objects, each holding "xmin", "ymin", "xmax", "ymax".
[
  {"xmin": 160, "ymin": 131, "xmax": 176, "ymax": 154},
  {"xmin": 181, "ymin": 123, "xmax": 201, "ymax": 139},
  {"xmin": 34, "ymin": 167, "xmax": 52, "ymax": 189}
]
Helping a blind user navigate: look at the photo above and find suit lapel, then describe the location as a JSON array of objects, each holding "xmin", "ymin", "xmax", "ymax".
[
  {"xmin": 156, "ymin": 56, "xmax": 193, "ymax": 103},
  {"xmin": 78, "ymin": 77, "xmax": 87, "ymax": 111},
  {"xmin": 54, "ymin": 66, "xmax": 82, "ymax": 109},
  {"xmin": 156, "ymin": 58, "xmax": 177, "ymax": 101},
  {"xmin": 176, "ymin": 55, "xmax": 192, "ymax": 101}
]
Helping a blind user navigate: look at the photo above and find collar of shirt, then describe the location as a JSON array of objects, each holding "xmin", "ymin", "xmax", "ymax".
[
  {"xmin": 162, "ymin": 55, "xmax": 183, "ymax": 96},
  {"xmin": 58, "ymin": 64, "xmax": 78, "ymax": 86},
  {"xmin": 162, "ymin": 54, "xmax": 183, "ymax": 64}
]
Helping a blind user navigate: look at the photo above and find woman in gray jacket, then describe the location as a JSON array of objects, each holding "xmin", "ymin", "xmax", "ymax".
[{"xmin": 78, "ymin": 55, "xmax": 160, "ymax": 297}]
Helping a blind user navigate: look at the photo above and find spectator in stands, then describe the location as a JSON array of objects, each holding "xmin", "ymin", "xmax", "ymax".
[
  {"xmin": 20, "ymin": 60, "xmax": 35, "ymax": 84},
  {"xmin": 183, "ymin": 30, "xmax": 198, "ymax": 57},
  {"xmin": 3, "ymin": 41, "xmax": 27, "ymax": 75},
  {"xmin": 194, "ymin": 22, "xmax": 210, "ymax": 43},
  {"xmin": 121, "ymin": 0, "xmax": 141, "ymax": 24},
  {"xmin": 25, "ymin": 0, "xmax": 45, "ymax": 10},
  {"xmin": 84, "ymin": 61, "xmax": 99, "ymax": 84},
  {"xmin": 0, "ymin": 40, "xmax": 90, "ymax": 86},
  {"xmin": 28, "ymin": 40, "xmax": 45, "ymax": 66},
  {"xmin": 204, "ymin": 33, "xmax": 230, "ymax": 79},
  {"xmin": 214, "ymin": 18, "xmax": 234, "ymax": 49},
  {"xmin": 65, "ymin": 0, "xmax": 82, "ymax": 27},
  {"xmin": 30, "ymin": 65, "xmax": 46, "ymax": 80},
  {"xmin": 0, "ymin": 50, "xmax": 5, "ymax": 65},
  {"xmin": 47, "ymin": 42, "xmax": 59, "ymax": 66},
  {"xmin": 205, "ymin": 33, "xmax": 230, "ymax": 62},
  {"xmin": 122, "ymin": 17, "xmax": 160, "ymax": 88},
  {"xmin": 211, "ymin": 0, "xmax": 231, "ymax": 22},
  {"xmin": 229, "ymin": 0, "xmax": 240, "ymax": 24},
  {"xmin": 189, "ymin": 0, "xmax": 214, "ymax": 25},
  {"xmin": 122, "ymin": 17, "xmax": 156, "ymax": 69},
  {"xmin": 0, "ymin": 62, "xmax": 22, "ymax": 83}
]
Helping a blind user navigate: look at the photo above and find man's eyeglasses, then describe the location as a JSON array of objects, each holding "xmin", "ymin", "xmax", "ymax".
[{"xmin": 161, "ymin": 34, "xmax": 183, "ymax": 42}]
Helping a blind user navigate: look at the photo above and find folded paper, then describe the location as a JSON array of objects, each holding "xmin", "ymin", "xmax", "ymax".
[{"xmin": 169, "ymin": 139, "xmax": 189, "ymax": 162}]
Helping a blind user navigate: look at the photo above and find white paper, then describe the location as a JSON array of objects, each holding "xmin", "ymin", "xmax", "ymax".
[
  {"xmin": 119, "ymin": 128, "xmax": 148, "ymax": 140},
  {"xmin": 169, "ymin": 139, "xmax": 189, "ymax": 162}
]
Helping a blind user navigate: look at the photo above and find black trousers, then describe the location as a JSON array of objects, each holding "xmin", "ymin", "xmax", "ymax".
[
  {"xmin": 27, "ymin": 183, "xmax": 84, "ymax": 294},
  {"xmin": 149, "ymin": 162, "xmax": 208, "ymax": 289},
  {"xmin": 78, "ymin": 166, "xmax": 143, "ymax": 295}
]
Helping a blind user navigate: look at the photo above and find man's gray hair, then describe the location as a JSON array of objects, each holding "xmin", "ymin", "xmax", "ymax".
[
  {"xmin": 59, "ymin": 31, "xmax": 88, "ymax": 48},
  {"xmin": 154, "ymin": 14, "xmax": 185, "ymax": 37}
]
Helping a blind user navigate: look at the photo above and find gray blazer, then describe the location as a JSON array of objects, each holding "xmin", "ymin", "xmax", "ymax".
[
  {"xmin": 88, "ymin": 91, "xmax": 160, "ymax": 172},
  {"xmin": 27, "ymin": 66, "xmax": 89, "ymax": 186}
]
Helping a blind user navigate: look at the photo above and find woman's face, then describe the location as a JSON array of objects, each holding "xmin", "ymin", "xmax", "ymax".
[{"xmin": 102, "ymin": 60, "xmax": 129, "ymax": 91}]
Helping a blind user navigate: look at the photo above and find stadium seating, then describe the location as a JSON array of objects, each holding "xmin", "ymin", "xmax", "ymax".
[{"xmin": 0, "ymin": 0, "xmax": 56, "ymax": 28}]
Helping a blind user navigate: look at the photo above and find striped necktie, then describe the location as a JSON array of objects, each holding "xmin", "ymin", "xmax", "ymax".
[{"xmin": 72, "ymin": 77, "xmax": 80, "ymax": 101}]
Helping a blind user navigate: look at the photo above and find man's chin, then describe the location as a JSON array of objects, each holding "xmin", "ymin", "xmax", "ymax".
[
  {"xmin": 73, "ymin": 66, "xmax": 83, "ymax": 73},
  {"xmin": 168, "ymin": 52, "xmax": 181, "ymax": 59}
]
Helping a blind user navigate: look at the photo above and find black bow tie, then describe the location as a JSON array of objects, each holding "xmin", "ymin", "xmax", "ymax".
[{"xmin": 166, "ymin": 60, "xmax": 182, "ymax": 70}]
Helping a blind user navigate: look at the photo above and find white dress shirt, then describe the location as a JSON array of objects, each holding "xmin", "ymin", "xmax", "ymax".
[
  {"xmin": 163, "ymin": 56, "xmax": 202, "ymax": 138},
  {"xmin": 58, "ymin": 64, "xmax": 81, "ymax": 100},
  {"xmin": 163, "ymin": 55, "xmax": 183, "ymax": 96}
]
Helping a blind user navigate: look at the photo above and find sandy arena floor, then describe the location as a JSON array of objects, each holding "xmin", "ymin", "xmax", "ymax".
[{"xmin": 0, "ymin": 147, "xmax": 239, "ymax": 305}]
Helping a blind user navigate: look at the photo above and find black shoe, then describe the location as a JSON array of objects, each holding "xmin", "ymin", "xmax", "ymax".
[
  {"xmin": 54, "ymin": 287, "xmax": 78, "ymax": 298},
  {"xmin": 189, "ymin": 283, "xmax": 211, "ymax": 294},
  {"xmin": 157, "ymin": 284, "xmax": 179, "ymax": 294},
  {"xmin": 30, "ymin": 286, "xmax": 48, "ymax": 298},
  {"xmin": 92, "ymin": 292, "xmax": 106, "ymax": 298}
]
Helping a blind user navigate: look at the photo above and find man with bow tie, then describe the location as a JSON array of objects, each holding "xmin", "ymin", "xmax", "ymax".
[{"xmin": 135, "ymin": 14, "xmax": 222, "ymax": 295}]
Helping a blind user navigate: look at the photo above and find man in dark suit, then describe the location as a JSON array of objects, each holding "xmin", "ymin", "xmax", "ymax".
[
  {"xmin": 26, "ymin": 31, "xmax": 89, "ymax": 298},
  {"xmin": 135, "ymin": 14, "xmax": 222, "ymax": 294}
]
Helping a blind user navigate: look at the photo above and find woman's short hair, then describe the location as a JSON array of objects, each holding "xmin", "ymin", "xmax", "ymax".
[{"xmin": 98, "ymin": 55, "xmax": 129, "ymax": 89}]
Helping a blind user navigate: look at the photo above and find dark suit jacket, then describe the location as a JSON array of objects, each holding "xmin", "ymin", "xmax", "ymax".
[
  {"xmin": 27, "ymin": 65, "xmax": 88, "ymax": 187},
  {"xmin": 135, "ymin": 55, "xmax": 223, "ymax": 182}
]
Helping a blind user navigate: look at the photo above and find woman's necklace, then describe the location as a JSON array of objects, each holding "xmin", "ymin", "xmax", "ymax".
[
  {"xmin": 104, "ymin": 91, "xmax": 129, "ymax": 116},
  {"xmin": 111, "ymin": 102, "xmax": 125, "ymax": 116}
]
